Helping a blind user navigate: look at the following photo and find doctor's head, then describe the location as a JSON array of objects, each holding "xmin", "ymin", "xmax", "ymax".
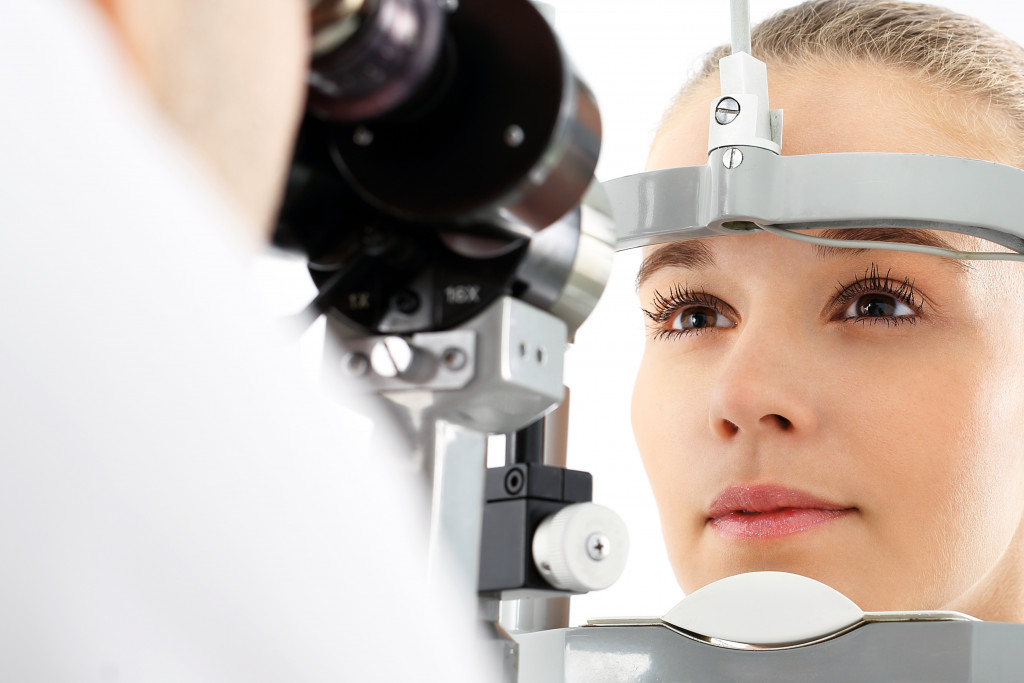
[
  {"xmin": 93, "ymin": 0, "xmax": 310, "ymax": 230},
  {"xmin": 632, "ymin": 0, "xmax": 1024, "ymax": 622}
]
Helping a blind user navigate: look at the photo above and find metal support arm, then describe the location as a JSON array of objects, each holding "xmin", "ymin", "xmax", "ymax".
[{"xmin": 605, "ymin": 146, "xmax": 1024, "ymax": 254}]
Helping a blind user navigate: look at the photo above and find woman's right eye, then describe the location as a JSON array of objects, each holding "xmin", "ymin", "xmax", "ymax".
[
  {"xmin": 659, "ymin": 305, "xmax": 733, "ymax": 337},
  {"xmin": 643, "ymin": 286, "xmax": 739, "ymax": 340},
  {"xmin": 670, "ymin": 306, "xmax": 736, "ymax": 332}
]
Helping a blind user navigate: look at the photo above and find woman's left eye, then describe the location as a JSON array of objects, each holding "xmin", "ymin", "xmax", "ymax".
[{"xmin": 842, "ymin": 293, "xmax": 915, "ymax": 320}]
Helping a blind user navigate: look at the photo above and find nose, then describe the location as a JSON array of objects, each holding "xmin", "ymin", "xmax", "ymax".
[{"xmin": 708, "ymin": 325, "xmax": 818, "ymax": 440}]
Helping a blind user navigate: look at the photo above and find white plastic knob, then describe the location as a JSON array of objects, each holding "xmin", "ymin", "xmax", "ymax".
[{"xmin": 531, "ymin": 503, "xmax": 629, "ymax": 593}]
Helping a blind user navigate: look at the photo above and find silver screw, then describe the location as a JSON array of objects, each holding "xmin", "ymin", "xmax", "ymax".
[
  {"xmin": 586, "ymin": 533, "xmax": 610, "ymax": 561},
  {"xmin": 504, "ymin": 125, "xmax": 525, "ymax": 148},
  {"xmin": 440, "ymin": 0, "xmax": 459, "ymax": 11},
  {"xmin": 370, "ymin": 336, "xmax": 415, "ymax": 378},
  {"xmin": 343, "ymin": 352, "xmax": 370, "ymax": 377},
  {"xmin": 353, "ymin": 126, "xmax": 374, "ymax": 146},
  {"xmin": 723, "ymin": 147, "xmax": 744, "ymax": 169},
  {"xmin": 442, "ymin": 347, "xmax": 467, "ymax": 371},
  {"xmin": 715, "ymin": 97, "xmax": 740, "ymax": 125}
]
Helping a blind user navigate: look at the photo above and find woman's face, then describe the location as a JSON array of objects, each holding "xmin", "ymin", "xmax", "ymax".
[{"xmin": 633, "ymin": 62, "xmax": 1024, "ymax": 620}]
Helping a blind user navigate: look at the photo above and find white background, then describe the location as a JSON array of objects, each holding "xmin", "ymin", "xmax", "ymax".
[{"xmin": 254, "ymin": 0, "xmax": 1024, "ymax": 628}]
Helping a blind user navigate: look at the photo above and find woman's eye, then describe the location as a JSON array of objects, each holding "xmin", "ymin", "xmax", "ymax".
[
  {"xmin": 842, "ymin": 294, "xmax": 915, "ymax": 319},
  {"xmin": 671, "ymin": 306, "xmax": 735, "ymax": 331}
]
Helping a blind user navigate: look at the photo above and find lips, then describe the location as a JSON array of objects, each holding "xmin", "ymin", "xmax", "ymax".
[{"xmin": 708, "ymin": 485, "xmax": 855, "ymax": 539}]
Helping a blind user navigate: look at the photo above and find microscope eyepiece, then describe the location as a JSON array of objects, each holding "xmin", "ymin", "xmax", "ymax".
[
  {"xmin": 308, "ymin": 0, "xmax": 446, "ymax": 122},
  {"xmin": 280, "ymin": 0, "xmax": 610, "ymax": 336}
]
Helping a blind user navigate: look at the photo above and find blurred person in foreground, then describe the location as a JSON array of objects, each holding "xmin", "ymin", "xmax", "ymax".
[{"xmin": 0, "ymin": 0, "xmax": 492, "ymax": 680}]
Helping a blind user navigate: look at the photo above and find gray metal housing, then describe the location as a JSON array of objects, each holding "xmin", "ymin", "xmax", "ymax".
[{"xmin": 517, "ymin": 620, "xmax": 1024, "ymax": 682}]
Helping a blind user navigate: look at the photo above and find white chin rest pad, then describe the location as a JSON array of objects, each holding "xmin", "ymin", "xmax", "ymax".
[{"xmin": 662, "ymin": 571, "xmax": 864, "ymax": 647}]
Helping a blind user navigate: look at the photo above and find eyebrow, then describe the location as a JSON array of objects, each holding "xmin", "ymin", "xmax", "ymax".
[
  {"xmin": 636, "ymin": 227, "xmax": 967, "ymax": 287},
  {"xmin": 636, "ymin": 240, "xmax": 714, "ymax": 288},
  {"xmin": 812, "ymin": 227, "xmax": 961, "ymax": 260}
]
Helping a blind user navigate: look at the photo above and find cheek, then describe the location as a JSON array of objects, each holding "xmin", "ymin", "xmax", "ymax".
[
  {"xmin": 829, "ymin": 332, "xmax": 999, "ymax": 505},
  {"xmin": 264, "ymin": 4, "xmax": 310, "ymax": 111},
  {"xmin": 837, "ymin": 313, "xmax": 1024, "ymax": 604},
  {"xmin": 917, "ymin": 359, "xmax": 1024, "ymax": 594},
  {"xmin": 209, "ymin": 0, "xmax": 310, "ymax": 220},
  {"xmin": 631, "ymin": 350, "xmax": 696, "ymax": 480},
  {"xmin": 631, "ymin": 349, "xmax": 711, "ymax": 557},
  {"xmin": 943, "ymin": 345, "xmax": 1024, "ymax": 525},
  {"xmin": 231, "ymin": 2, "xmax": 309, "ymax": 146}
]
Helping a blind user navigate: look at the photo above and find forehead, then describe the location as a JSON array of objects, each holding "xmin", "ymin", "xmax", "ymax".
[
  {"xmin": 636, "ymin": 228, "xmax": 976, "ymax": 289},
  {"xmin": 648, "ymin": 60, "xmax": 1017, "ymax": 171}
]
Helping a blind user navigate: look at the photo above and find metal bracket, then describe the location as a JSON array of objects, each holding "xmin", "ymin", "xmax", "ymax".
[
  {"xmin": 336, "ymin": 329, "xmax": 477, "ymax": 392},
  {"xmin": 325, "ymin": 295, "xmax": 567, "ymax": 434},
  {"xmin": 604, "ymin": 146, "xmax": 1024, "ymax": 253}
]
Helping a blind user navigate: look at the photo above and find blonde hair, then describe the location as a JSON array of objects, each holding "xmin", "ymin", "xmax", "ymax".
[{"xmin": 664, "ymin": 0, "xmax": 1024, "ymax": 158}]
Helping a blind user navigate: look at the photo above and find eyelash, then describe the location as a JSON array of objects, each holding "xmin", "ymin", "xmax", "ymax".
[
  {"xmin": 642, "ymin": 284, "xmax": 733, "ymax": 341},
  {"xmin": 832, "ymin": 264, "xmax": 922, "ymax": 326},
  {"xmin": 642, "ymin": 263, "xmax": 923, "ymax": 340}
]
